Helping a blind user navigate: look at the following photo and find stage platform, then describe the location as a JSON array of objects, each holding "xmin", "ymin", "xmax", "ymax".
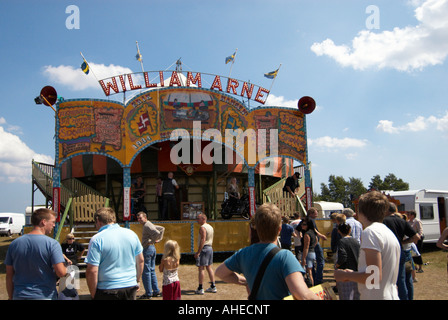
[{"xmin": 25, "ymin": 218, "xmax": 332, "ymax": 255}]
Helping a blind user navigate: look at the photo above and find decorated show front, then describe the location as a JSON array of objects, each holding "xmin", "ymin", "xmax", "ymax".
[{"xmin": 52, "ymin": 70, "xmax": 312, "ymax": 223}]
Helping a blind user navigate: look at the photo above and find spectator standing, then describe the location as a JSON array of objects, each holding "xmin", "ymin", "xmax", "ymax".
[
  {"xmin": 407, "ymin": 210, "xmax": 424, "ymax": 273},
  {"xmin": 342, "ymin": 208, "xmax": 363, "ymax": 243},
  {"xmin": 334, "ymin": 191, "xmax": 401, "ymax": 300},
  {"xmin": 5, "ymin": 208, "xmax": 66, "ymax": 300},
  {"xmin": 215, "ymin": 203, "xmax": 319, "ymax": 300},
  {"xmin": 303, "ymin": 207, "xmax": 327, "ymax": 285},
  {"xmin": 194, "ymin": 213, "xmax": 217, "ymax": 294},
  {"xmin": 280, "ymin": 216, "xmax": 294, "ymax": 250},
  {"xmin": 137, "ymin": 211, "xmax": 165, "ymax": 299},
  {"xmin": 85, "ymin": 207, "xmax": 144, "ymax": 300},
  {"xmin": 383, "ymin": 203, "xmax": 420, "ymax": 300},
  {"xmin": 159, "ymin": 240, "xmax": 181, "ymax": 300},
  {"xmin": 162, "ymin": 172, "xmax": 179, "ymax": 220},
  {"xmin": 300, "ymin": 216, "xmax": 317, "ymax": 287},
  {"xmin": 290, "ymin": 212, "xmax": 302, "ymax": 259},
  {"xmin": 329, "ymin": 213, "xmax": 346, "ymax": 261},
  {"xmin": 335, "ymin": 223, "xmax": 360, "ymax": 300}
]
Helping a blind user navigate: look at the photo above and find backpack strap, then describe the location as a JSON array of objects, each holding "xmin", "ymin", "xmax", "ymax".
[{"xmin": 248, "ymin": 246, "xmax": 281, "ymax": 300}]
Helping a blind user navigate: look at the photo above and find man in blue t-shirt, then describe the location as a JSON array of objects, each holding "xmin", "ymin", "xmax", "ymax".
[
  {"xmin": 215, "ymin": 203, "xmax": 319, "ymax": 300},
  {"xmin": 85, "ymin": 207, "xmax": 144, "ymax": 300},
  {"xmin": 5, "ymin": 208, "xmax": 66, "ymax": 300}
]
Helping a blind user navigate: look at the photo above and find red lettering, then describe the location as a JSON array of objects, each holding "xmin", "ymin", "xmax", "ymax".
[
  {"xmin": 99, "ymin": 78, "xmax": 119, "ymax": 96},
  {"xmin": 210, "ymin": 75, "xmax": 223, "ymax": 91},
  {"xmin": 254, "ymin": 87, "xmax": 269, "ymax": 104},
  {"xmin": 128, "ymin": 74, "xmax": 142, "ymax": 90},
  {"xmin": 118, "ymin": 75, "xmax": 127, "ymax": 91},
  {"xmin": 144, "ymin": 72, "xmax": 157, "ymax": 88},
  {"xmin": 159, "ymin": 71, "xmax": 164, "ymax": 87},
  {"xmin": 226, "ymin": 78, "xmax": 239, "ymax": 95},
  {"xmin": 240, "ymin": 82, "xmax": 254, "ymax": 99},
  {"xmin": 187, "ymin": 72, "xmax": 202, "ymax": 87},
  {"xmin": 169, "ymin": 71, "xmax": 182, "ymax": 87}
]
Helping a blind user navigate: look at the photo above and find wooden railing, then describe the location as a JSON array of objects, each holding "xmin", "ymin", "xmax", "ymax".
[
  {"xmin": 32, "ymin": 160, "xmax": 105, "ymax": 207},
  {"xmin": 32, "ymin": 160, "xmax": 73, "ymax": 208},
  {"xmin": 72, "ymin": 194, "xmax": 110, "ymax": 223},
  {"xmin": 263, "ymin": 177, "xmax": 307, "ymax": 217},
  {"xmin": 32, "ymin": 160, "xmax": 109, "ymax": 224}
]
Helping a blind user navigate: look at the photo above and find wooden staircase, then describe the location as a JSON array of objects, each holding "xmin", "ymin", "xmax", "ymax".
[
  {"xmin": 71, "ymin": 224, "xmax": 98, "ymax": 276},
  {"xmin": 263, "ymin": 175, "xmax": 307, "ymax": 216},
  {"xmin": 32, "ymin": 160, "xmax": 106, "ymax": 212}
]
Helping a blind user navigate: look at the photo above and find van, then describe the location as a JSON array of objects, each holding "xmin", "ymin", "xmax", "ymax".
[
  {"xmin": 313, "ymin": 201, "xmax": 344, "ymax": 219},
  {"xmin": 387, "ymin": 189, "xmax": 448, "ymax": 243},
  {"xmin": 0, "ymin": 213, "xmax": 26, "ymax": 236}
]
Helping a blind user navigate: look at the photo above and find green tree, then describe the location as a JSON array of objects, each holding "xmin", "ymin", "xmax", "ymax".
[
  {"xmin": 368, "ymin": 175, "xmax": 383, "ymax": 190},
  {"xmin": 368, "ymin": 173, "xmax": 409, "ymax": 191},
  {"xmin": 382, "ymin": 173, "xmax": 409, "ymax": 191},
  {"xmin": 346, "ymin": 177, "xmax": 367, "ymax": 208}
]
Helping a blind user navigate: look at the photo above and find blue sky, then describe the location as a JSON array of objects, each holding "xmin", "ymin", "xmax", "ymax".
[{"xmin": 1, "ymin": 0, "xmax": 447, "ymax": 213}]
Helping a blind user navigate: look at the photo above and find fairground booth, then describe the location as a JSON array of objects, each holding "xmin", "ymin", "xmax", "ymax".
[{"xmin": 31, "ymin": 60, "xmax": 321, "ymax": 254}]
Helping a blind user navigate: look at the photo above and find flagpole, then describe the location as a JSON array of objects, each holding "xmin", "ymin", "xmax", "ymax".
[
  {"xmin": 136, "ymin": 41, "xmax": 145, "ymax": 73},
  {"xmin": 228, "ymin": 48, "xmax": 238, "ymax": 78},
  {"xmin": 80, "ymin": 52, "xmax": 100, "ymax": 82},
  {"xmin": 268, "ymin": 63, "xmax": 281, "ymax": 92}
]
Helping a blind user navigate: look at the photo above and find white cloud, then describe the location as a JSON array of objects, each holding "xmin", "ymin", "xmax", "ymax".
[
  {"xmin": 265, "ymin": 94, "xmax": 322, "ymax": 112},
  {"xmin": 309, "ymin": 136, "xmax": 368, "ymax": 150},
  {"xmin": 377, "ymin": 111, "xmax": 448, "ymax": 134},
  {"xmin": 377, "ymin": 120, "xmax": 400, "ymax": 134},
  {"xmin": 0, "ymin": 123, "xmax": 53, "ymax": 183},
  {"xmin": 265, "ymin": 94, "xmax": 298, "ymax": 108},
  {"xmin": 43, "ymin": 62, "xmax": 136, "ymax": 91},
  {"xmin": 311, "ymin": 0, "xmax": 448, "ymax": 71}
]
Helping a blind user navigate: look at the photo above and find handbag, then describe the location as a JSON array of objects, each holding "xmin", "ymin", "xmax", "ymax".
[{"xmin": 248, "ymin": 246, "xmax": 281, "ymax": 300}]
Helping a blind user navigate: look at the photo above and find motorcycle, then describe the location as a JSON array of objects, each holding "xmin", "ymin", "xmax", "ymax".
[{"xmin": 220, "ymin": 193, "xmax": 250, "ymax": 220}]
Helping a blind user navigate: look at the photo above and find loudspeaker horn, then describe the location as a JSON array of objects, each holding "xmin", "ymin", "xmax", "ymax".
[{"xmin": 298, "ymin": 96, "xmax": 316, "ymax": 114}]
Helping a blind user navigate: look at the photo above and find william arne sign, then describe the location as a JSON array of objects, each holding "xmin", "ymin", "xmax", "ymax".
[{"xmin": 99, "ymin": 70, "xmax": 271, "ymax": 104}]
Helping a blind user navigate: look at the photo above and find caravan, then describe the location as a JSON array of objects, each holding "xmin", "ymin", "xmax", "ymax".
[
  {"xmin": 0, "ymin": 213, "xmax": 25, "ymax": 236},
  {"xmin": 387, "ymin": 189, "xmax": 448, "ymax": 243},
  {"xmin": 313, "ymin": 201, "xmax": 344, "ymax": 219}
]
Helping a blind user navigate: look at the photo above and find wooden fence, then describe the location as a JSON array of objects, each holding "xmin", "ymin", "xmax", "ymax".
[
  {"xmin": 263, "ymin": 177, "xmax": 307, "ymax": 217},
  {"xmin": 72, "ymin": 194, "xmax": 109, "ymax": 222}
]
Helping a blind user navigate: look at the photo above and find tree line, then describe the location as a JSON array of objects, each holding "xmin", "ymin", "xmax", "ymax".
[{"xmin": 313, "ymin": 173, "xmax": 409, "ymax": 209}]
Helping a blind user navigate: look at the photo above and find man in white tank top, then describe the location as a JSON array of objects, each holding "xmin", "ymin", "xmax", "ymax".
[{"xmin": 194, "ymin": 213, "xmax": 217, "ymax": 294}]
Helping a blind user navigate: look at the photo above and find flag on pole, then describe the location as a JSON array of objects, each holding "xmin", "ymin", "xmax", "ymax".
[
  {"xmin": 136, "ymin": 49, "xmax": 142, "ymax": 62},
  {"xmin": 264, "ymin": 68, "xmax": 279, "ymax": 79},
  {"xmin": 225, "ymin": 51, "xmax": 236, "ymax": 64},
  {"xmin": 81, "ymin": 59, "xmax": 89, "ymax": 75}
]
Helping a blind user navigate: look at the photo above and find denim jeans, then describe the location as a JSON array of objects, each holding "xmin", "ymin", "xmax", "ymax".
[
  {"xmin": 142, "ymin": 245, "xmax": 159, "ymax": 296},
  {"xmin": 397, "ymin": 249, "xmax": 408, "ymax": 300},
  {"xmin": 313, "ymin": 243, "xmax": 325, "ymax": 285}
]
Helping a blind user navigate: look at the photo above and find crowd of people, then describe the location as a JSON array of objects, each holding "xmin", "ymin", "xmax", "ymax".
[
  {"xmin": 4, "ymin": 190, "xmax": 448, "ymax": 300},
  {"xmin": 281, "ymin": 191, "xmax": 431, "ymax": 300}
]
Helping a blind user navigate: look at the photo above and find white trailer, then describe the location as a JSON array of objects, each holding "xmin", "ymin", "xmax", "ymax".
[
  {"xmin": 25, "ymin": 205, "xmax": 47, "ymax": 225},
  {"xmin": 0, "ymin": 213, "xmax": 26, "ymax": 236},
  {"xmin": 313, "ymin": 201, "xmax": 344, "ymax": 219},
  {"xmin": 387, "ymin": 189, "xmax": 448, "ymax": 243}
]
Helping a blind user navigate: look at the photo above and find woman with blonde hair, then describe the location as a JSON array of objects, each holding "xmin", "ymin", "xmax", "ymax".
[{"xmin": 159, "ymin": 240, "xmax": 181, "ymax": 300}]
